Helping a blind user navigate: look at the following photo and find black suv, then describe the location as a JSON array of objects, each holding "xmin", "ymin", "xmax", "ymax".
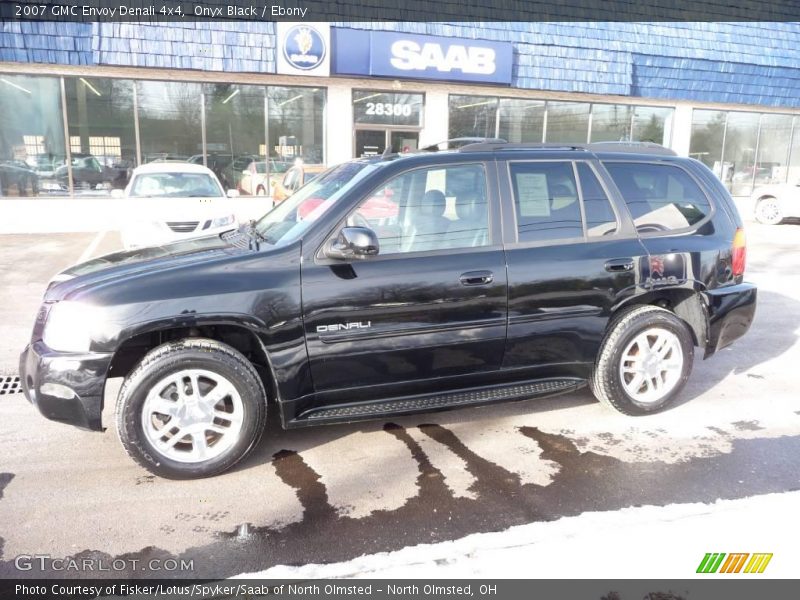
[{"xmin": 20, "ymin": 142, "xmax": 756, "ymax": 478}]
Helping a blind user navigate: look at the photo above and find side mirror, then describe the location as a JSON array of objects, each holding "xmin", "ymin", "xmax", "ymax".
[
  {"xmin": 110, "ymin": 189, "xmax": 124, "ymax": 199},
  {"xmin": 227, "ymin": 189, "xmax": 240, "ymax": 198},
  {"xmin": 325, "ymin": 227, "xmax": 379, "ymax": 260}
]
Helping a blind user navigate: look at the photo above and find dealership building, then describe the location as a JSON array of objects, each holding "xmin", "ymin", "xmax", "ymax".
[{"xmin": 1, "ymin": 20, "xmax": 800, "ymax": 231}]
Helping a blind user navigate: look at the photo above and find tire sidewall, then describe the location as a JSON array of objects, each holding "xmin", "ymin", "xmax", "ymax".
[
  {"xmin": 603, "ymin": 311, "xmax": 694, "ymax": 413},
  {"xmin": 119, "ymin": 348, "xmax": 264, "ymax": 478}
]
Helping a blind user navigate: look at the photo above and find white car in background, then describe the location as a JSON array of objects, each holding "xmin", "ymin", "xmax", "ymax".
[
  {"xmin": 115, "ymin": 163, "xmax": 238, "ymax": 249},
  {"xmin": 239, "ymin": 159, "xmax": 292, "ymax": 198},
  {"xmin": 751, "ymin": 181, "xmax": 800, "ymax": 225}
]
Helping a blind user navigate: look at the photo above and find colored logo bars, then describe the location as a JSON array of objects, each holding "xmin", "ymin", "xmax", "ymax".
[{"xmin": 697, "ymin": 553, "xmax": 773, "ymax": 574}]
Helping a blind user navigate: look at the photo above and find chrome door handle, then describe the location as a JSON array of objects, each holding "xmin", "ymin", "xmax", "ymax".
[
  {"xmin": 604, "ymin": 258, "xmax": 634, "ymax": 272},
  {"xmin": 460, "ymin": 270, "xmax": 494, "ymax": 286}
]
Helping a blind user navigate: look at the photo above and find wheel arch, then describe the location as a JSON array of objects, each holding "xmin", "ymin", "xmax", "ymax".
[
  {"xmin": 613, "ymin": 287, "xmax": 709, "ymax": 349},
  {"xmin": 754, "ymin": 193, "xmax": 779, "ymax": 202},
  {"xmin": 106, "ymin": 321, "xmax": 278, "ymax": 407}
]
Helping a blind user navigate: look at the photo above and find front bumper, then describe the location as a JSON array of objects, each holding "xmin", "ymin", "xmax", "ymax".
[
  {"xmin": 704, "ymin": 282, "xmax": 757, "ymax": 357},
  {"xmin": 19, "ymin": 341, "xmax": 112, "ymax": 431}
]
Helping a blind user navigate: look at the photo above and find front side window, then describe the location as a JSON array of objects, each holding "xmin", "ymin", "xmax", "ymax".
[
  {"xmin": 509, "ymin": 162, "xmax": 583, "ymax": 242},
  {"xmin": 350, "ymin": 164, "xmax": 489, "ymax": 255},
  {"xmin": 129, "ymin": 173, "xmax": 223, "ymax": 198},
  {"xmin": 603, "ymin": 162, "xmax": 711, "ymax": 233}
]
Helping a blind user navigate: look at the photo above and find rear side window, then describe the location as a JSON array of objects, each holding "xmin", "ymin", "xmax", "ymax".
[
  {"xmin": 577, "ymin": 163, "xmax": 617, "ymax": 237},
  {"xmin": 603, "ymin": 162, "xmax": 711, "ymax": 233},
  {"xmin": 509, "ymin": 162, "xmax": 583, "ymax": 242}
]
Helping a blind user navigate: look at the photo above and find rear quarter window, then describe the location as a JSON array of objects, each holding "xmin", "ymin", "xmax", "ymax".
[{"xmin": 603, "ymin": 162, "xmax": 712, "ymax": 234}]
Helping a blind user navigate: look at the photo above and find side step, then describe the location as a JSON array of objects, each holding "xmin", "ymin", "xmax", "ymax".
[{"xmin": 298, "ymin": 378, "xmax": 585, "ymax": 423}]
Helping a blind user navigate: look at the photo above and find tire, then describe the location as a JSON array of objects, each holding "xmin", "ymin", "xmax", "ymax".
[
  {"xmin": 116, "ymin": 338, "xmax": 267, "ymax": 479},
  {"xmin": 590, "ymin": 306, "xmax": 694, "ymax": 415},
  {"xmin": 754, "ymin": 197, "xmax": 783, "ymax": 225}
]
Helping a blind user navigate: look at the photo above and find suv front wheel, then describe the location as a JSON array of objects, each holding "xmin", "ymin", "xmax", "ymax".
[
  {"xmin": 116, "ymin": 338, "xmax": 267, "ymax": 478},
  {"xmin": 591, "ymin": 306, "xmax": 694, "ymax": 415}
]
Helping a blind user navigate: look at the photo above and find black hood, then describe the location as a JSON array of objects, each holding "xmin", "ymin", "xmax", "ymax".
[{"xmin": 45, "ymin": 233, "xmax": 249, "ymax": 302}]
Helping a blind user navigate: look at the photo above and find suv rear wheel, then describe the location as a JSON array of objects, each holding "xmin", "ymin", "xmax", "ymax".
[
  {"xmin": 590, "ymin": 306, "xmax": 694, "ymax": 415},
  {"xmin": 116, "ymin": 338, "xmax": 267, "ymax": 478}
]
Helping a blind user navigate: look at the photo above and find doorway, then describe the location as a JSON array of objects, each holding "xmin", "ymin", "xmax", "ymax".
[{"xmin": 355, "ymin": 129, "xmax": 420, "ymax": 158}]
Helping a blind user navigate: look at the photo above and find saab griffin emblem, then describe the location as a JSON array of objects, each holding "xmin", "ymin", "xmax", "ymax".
[{"xmin": 283, "ymin": 25, "xmax": 327, "ymax": 70}]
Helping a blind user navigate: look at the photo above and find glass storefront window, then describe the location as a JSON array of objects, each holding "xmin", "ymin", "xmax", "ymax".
[
  {"xmin": 632, "ymin": 106, "xmax": 673, "ymax": 145},
  {"xmin": 204, "ymin": 83, "xmax": 266, "ymax": 190},
  {"xmin": 755, "ymin": 114, "xmax": 794, "ymax": 187},
  {"xmin": 449, "ymin": 97, "xmax": 675, "ymax": 148},
  {"xmin": 449, "ymin": 95, "xmax": 497, "ymax": 139},
  {"xmin": 725, "ymin": 111, "xmax": 761, "ymax": 196},
  {"xmin": 689, "ymin": 109, "xmax": 727, "ymax": 176},
  {"xmin": 545, "ymin": 101, "xmax": 590, "ymax": 144},
  {"xmin": 269, "ymin": 86, "xmax": 325, "ymax": 164},
  {"xmin": 690, "ymin": 109, "xmax": 800, "ymax": 195},
  {"xmin": 589, "ymin": 104, "xmax": 632, "ymax": 142},
  {"xmin": 497, "ymin": 98, "xmax": 545, "ymax": 143},
  {"xmin": 0, "ymin": 75, "xmax": 67, "ymax": 197},
  {"xmin": 136, "ymin": 80, "xmax": 203, "ymax": 164},
  {"xmin": 64, "ymin": 77, "xmax": 137, "ymax": 195}
]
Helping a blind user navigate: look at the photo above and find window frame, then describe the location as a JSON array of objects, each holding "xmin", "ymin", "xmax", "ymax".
[
  {"xmin": 502, "ymin": 158, "xmax": 627, "ymax": 248},
  {"xmin": 600, "ymin": 159, "xmax": 717, "ymax": 238},
  {"xmin": 575, "ymin": 160, "xmax": 623, "ymax": 239},
  {"xmin": 315, "ymin": 160, "xmax": 500, "ymax": 264}
]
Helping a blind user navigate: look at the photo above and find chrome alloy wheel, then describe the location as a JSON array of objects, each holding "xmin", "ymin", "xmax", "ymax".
[
  {"xmin": 141, "ymin": 369, "xmax": 244, "ymax": 463},
  {"xmin": 619, "ymin": 327, "xmax": 684, "ymax": 404}
]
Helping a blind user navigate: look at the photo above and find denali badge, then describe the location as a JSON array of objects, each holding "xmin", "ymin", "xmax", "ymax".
[{"xmin": 317, "ymin": 321, "xmax": 372, "ymax": 333}]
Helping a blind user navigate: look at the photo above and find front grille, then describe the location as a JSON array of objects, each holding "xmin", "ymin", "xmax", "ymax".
[
  {"xmin": 166, "ymin": 221, "xmax": 199, "ymax": 233},
  {"xmin": 0, "ymin": 375, "xmax": 22, "ymax": 396}
]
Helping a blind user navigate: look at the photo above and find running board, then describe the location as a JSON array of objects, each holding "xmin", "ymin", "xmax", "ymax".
[{"xmin": 297, "ymin": 378, "xmax": 585, "ymax": 423}]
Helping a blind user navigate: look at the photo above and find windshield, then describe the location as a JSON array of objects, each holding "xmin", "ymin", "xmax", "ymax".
[
  {"xmin": 254, "ymin": 161, "xmax": 291, "ymax": 174},
  {"xmin": 255, "ymin": 161, "xmax": 377, "ymax": 246},
  {"xmin": 129, "ymin": 172, "xmax": 224, "ymax": 198}
]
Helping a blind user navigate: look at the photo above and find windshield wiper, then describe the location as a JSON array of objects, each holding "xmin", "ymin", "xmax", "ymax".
[{"xmin": 246, "ymin": 220, "xmax": 268, "ymax": 250}]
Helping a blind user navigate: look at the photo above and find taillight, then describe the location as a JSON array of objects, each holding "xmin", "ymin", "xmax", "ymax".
[{"xmin": 732, "ymin": 228, "xmax": 746, "ymax": 277}]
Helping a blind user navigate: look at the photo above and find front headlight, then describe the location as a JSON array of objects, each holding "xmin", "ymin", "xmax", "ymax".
[
  {"xmin": 43, "ymin": 301, "xmax": 105, "ymax": 353},
  {"xmin": 211, "ymin": 214, "xmax": 235, "ymax": 228}
]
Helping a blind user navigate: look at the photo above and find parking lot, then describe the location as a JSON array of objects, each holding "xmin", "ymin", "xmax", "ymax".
[{"xmin": 0, "ymin": 220, "xmax": 798, "ymax": 579}]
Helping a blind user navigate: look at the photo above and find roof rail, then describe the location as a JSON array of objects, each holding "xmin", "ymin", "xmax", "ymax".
[
  {"xmin": 456, "ymin": 140, "xmax": 677, "ymax": 156},
  {"xmin": 585, "ymin": 141, "xmax": 677, "ymax": 156},
  {"xmin": 457, "ymin": 141, "xmax": 587, "ymax": 152},
  {"xmin": 422, "ymin": 137, "xmax": 507, "ymax": 151}
]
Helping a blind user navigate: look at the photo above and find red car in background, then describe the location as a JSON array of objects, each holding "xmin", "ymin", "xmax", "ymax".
[{"xmin": 298, "ymin": 187, "xmax": 398, "ymax": 222}]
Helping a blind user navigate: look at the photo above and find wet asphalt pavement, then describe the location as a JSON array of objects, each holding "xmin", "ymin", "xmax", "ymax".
[{"xmin": 0, "ymin": 223, "xmax": 798, "ymax": 579}]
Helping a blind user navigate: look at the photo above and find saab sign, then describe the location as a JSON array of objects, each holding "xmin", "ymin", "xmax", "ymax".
[
  {"xmin": 332, "ymin": 29, "xmax": 513, "ymax": 85},
  {"xmin": 277, "ymin": 22, "xmax": 330, "ymax": 77}
]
